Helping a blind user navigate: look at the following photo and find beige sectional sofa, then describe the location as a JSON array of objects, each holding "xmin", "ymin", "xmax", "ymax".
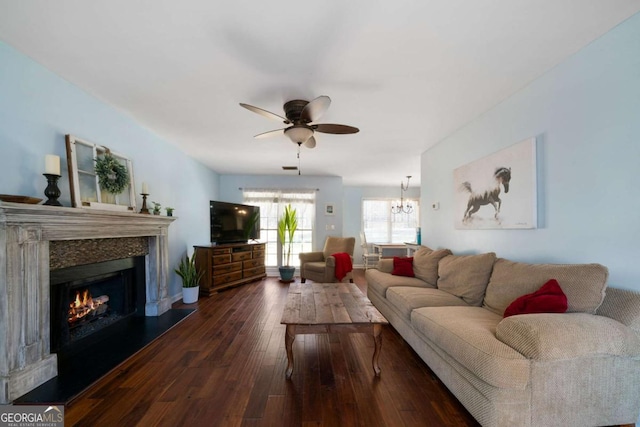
[{"xmin": 365, "ymin": 247, "xmax": 640, "ymax": 427}]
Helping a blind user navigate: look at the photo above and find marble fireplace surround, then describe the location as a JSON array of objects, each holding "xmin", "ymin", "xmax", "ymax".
[{"xmin": 0, "ymin": 203, "xmax": 175, "ymax": 403}]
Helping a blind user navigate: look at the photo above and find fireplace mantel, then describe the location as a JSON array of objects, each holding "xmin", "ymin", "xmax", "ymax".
[
  {"xmin": 0, "ymin": 202, "xmax": 175, "ymax": 240},
  {"xmin": 0, "ymin": 202, "xmax": 176, "ymax": 403}
]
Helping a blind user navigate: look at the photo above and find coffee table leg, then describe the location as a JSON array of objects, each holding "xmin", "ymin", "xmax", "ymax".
[
  {"xmin": 372, "ymin": 324, "xmax": 382, "ymax": 377},
  {"xmin": 285, "ymin": 325, "xmax": 295, "ymax": 379}
]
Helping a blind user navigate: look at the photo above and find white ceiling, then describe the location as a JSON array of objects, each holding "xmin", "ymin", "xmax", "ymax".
[{"xmin": 1, "ymin": 1, "xmax": 639, "ymax": 186}]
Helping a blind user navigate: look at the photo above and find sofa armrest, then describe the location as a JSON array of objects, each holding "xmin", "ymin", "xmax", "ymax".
[
  {"xmin": 596, "ymin": 287, "xmax": 640, "ymax": 338},
  {"xmin": 496, "ymin": 313, "xmax": 640, "ymax": 360},
  {"xmin": 299, "ymin": 251, "xmax": 325, "ymax": 264},
  {"xmin": 325, "ymin": 254, "xmax": 355, "ymax": 267}
]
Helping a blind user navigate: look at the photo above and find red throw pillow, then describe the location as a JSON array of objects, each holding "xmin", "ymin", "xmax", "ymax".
[
  {"xmin": 392, "ymin": 256, "xmax": 414, "ymax": 277},
  {"xmin": 504, "ymin": 279, "xmax": 568, "ymax": 318}
]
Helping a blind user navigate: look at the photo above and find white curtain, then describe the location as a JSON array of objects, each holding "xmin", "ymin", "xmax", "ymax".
[
  {"xmin": 243, "ymin": 188, "xmax": 315, "ymax": 203},
  {"xmin": 243, "ymin": 188, "xmax": 316, "ymax": 267}
]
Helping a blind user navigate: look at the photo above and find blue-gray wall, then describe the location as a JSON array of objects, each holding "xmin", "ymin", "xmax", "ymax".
[
  {"xmin": 218, "ymin": 176, "xmax": 421, "ymax": 265},
  {"xmin": 0, "ymin": 41, "xmax": 219, "ymax": 299},
  {"xmin": 421, "ymin": 13, "xmax": 640, "ymax": 293},
  {"xmin": 217, "ymin": 177, "xmax": 422, "ymax": 265},
  {"xmin": 218, "ymin": 174, "xmax": 343, "ymax": 253},
  {"xmin": 343, "ymin": 186, "xmax": 420, "ymax": 263}
]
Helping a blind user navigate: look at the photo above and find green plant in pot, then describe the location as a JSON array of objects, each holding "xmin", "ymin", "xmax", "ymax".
[
  {"xmin": 277, "ymin": 204, "xmax": 297, "ymax": 282},
  {"xmin": 175, "ymin": 252, "xmax": 203, "ymax": 304}
]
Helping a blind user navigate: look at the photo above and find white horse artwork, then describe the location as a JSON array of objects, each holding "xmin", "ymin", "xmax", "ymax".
[
  {"xmin": 454, "ymin": 138, "xmax": 537, "ymax": 229},
  {"xmin": 461, "ymin": 166, "xmax": 512, "ymax": 222}
]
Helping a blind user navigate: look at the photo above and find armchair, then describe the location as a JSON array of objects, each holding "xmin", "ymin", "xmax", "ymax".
[{"xmin": 299, "ymin": 236, "xmax": 356, "ymax": 283}]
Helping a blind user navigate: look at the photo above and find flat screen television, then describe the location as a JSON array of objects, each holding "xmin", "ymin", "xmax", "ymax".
[{"xmin": 210, "ymin": 201, "xmax": 260, "ymax": 244}]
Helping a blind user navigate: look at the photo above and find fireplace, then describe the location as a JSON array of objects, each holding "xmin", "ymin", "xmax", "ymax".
[
  {"xmin": 0, "ymin": 203, "xmax": 176, "ymax": 404},
  {"xmin": 50, "ymin": 257, "xmax": 146, "ymax": 353}
]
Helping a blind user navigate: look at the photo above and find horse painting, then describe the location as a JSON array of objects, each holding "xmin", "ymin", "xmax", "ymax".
[{"xmin": 460, "ymin": 167, "xmax": 512, "ymax": 222}]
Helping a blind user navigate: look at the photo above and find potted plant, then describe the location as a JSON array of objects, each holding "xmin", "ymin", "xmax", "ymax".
[
  {"xmin": 152, "ymin": 201, "xmax": 161, "ymax": 215},
  {"xmin": 277, "ymin": 204, "xmax": 297, "ymax": 282},
  {"xmin": 175, "ymin": 252, "xmax": 203, "ymax": 304},
  {"xmin": 165, "ymin": 207, "xmax": 174, "ymax": 217}
]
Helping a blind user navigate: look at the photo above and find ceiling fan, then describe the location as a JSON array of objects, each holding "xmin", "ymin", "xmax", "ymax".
[{"xmin": 239, "ymin": 96, "xmax": 359, "ymax": 149}]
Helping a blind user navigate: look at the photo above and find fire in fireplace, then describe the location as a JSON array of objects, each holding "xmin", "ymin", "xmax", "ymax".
[
  {"xmin": 68, "ymin": 289, "xmax": 109, "ymax": 324},
  {"xmin": 50, "ymin": 257, "xmax": 146, "ymax": 353},
  {"xmin": 66, "ymin": 288, "xmax": 118, "ymax": 344}
]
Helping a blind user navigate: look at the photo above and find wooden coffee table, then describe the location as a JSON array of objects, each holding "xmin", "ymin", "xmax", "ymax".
[{"xmin": 280, "ymin": 282, "xmax": 388, "ymax": 379}]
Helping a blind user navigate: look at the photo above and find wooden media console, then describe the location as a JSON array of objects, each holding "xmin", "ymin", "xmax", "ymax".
[{"xmin": 194, "ymin": 242, "xmax": 266, "ymax": 295}]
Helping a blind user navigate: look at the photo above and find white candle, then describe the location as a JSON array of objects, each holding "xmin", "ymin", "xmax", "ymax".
[
  {"xmin": 142, "ymin": 182, "xmax": 149, "ymax": 194},
  {"xmin": 45, "ymin": 154, "xmax": 60, "ymax": 175}
]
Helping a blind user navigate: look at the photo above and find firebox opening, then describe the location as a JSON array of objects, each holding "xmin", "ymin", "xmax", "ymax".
[{"xmin": 50, "ymin": 256, "xmax": 146, "ymax": 354}]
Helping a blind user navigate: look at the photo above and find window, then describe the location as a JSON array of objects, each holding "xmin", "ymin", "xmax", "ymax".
[
  {"xmin": 243, "ymin": 189, "xmax": 315, "ymax": 267},
  {"xmin": 362, "ymin": 198, "xmax": 420, "ymax": 244}
]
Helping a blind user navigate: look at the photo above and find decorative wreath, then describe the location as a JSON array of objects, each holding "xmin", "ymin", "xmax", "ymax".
[{"xmin": 94, "ymin": 152, "xmax": 130, "ymax": 194}]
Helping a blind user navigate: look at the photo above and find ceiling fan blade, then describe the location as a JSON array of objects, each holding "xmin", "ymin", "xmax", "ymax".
[
  {"xmin": 304, "ymin": 136, "xmax": 316, "ymax": 149},
  {"xmin": 254, "ymin": 129, "xmax": 285, "ymax": 139},
  {"xmin": 240, "ymin": 103, "xmax": 290, "ymax": 124},
  {"xmin": 300, "ymin": 96, "xmax": 331, "ymax": 123},
  {"xmin": 313, "ymin": 123, "xmax": 359, "ymax": 134}
]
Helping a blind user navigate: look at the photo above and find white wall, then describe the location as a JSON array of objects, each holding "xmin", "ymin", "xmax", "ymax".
[
  {"xmin": 0, "ymin": 42, "xmax": 219, "ymax": 299},
  {"xmin": 421, "ymin": 13, "xmax": 640, "ymax": 292}
]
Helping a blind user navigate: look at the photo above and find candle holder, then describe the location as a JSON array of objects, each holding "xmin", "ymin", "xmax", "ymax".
[
  {"xmin": 140, "ymin": 193, "xmax": 150, "ymax": 214},
  {"xmin": 43, "ymin": 174, "xmax": 62, "ymax": 206}
]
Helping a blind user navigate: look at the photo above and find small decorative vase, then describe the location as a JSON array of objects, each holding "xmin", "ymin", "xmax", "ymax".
[{"xmin": 182, "ymin": 286, "xmax": 199, "ymax": 304}]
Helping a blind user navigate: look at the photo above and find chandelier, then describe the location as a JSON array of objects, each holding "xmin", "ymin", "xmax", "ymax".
[{"xmin": 391, "ymin": 176, "xmax": 413, "ymax": 214}]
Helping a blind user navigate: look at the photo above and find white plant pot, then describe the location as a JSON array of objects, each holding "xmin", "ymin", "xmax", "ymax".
[{"xmin": 182, "ymin": 286, "xmax": 199, "ymax": 304}]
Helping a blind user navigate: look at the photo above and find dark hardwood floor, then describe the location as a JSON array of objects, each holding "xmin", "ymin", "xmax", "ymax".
[{"xmin": 65, "ymin": 270, "xmax": 479, "ymax": 426}]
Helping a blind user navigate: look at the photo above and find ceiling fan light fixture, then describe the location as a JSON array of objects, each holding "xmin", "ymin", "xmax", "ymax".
[
  {"xmin": 284, "ymin": 125, "xmax": 313, "ymax": 144},
  {"xmin": 240, "ymin": 97, "xmax": 357, "ymax": 150}
]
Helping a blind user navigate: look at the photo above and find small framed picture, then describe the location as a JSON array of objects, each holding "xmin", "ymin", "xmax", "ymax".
[{"xmin": 325, "ymin": 204, "xmax": 335, "ymax": 216}]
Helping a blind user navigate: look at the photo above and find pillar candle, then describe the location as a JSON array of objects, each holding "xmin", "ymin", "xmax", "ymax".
[
  {"xmin": 45, "ymin": 154, "xmax": 60, "ymax": 176},
  {"xmin": 142, "ymin": 182, "xmax": 149, "ymax": 194}
]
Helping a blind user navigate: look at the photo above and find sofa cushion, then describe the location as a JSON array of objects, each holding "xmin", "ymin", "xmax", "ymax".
[
  {"xmin": 504, "ymin": 279, "xmax": 567, "ymax": 318},
  {"xmin": 376, "ymin": 258, "xmax": 394, "ymax": 273},
  {"xmin": 322, "ymin": 236, "xmax": 355, "ymax": 259},
  {"xmin": 411, "ymin": 306, "xmax": 530, "ymax": 389},
  {"xmin": 496, "ymin": 313, "xmax": 640, "ymax": 360},
  {"xmin": 392, "ymin": 256, "xmax": 414, "ymax": 277},
  {"xmin": 437, "ymin": 252, "xmax": 496, "ymax": 306},
  {"xmin": 483, "ymin": 258, "xmax": 608, "ymax": 316},
  {"xmin": 365, "ymin": 268, "xmax": 433, "ymax": 299},
  {"xmin": 412, "ymin": 248, "xmax": 452, "ymax": 286},
  {"xmin": 387, "ymin": 287, "xmax": 469, "ymax": 320}
]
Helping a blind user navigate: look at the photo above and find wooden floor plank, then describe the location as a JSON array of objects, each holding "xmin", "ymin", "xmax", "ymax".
[{"xmin": 65, "ymin": 271, "xmax": 479, "ymax": 426}]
